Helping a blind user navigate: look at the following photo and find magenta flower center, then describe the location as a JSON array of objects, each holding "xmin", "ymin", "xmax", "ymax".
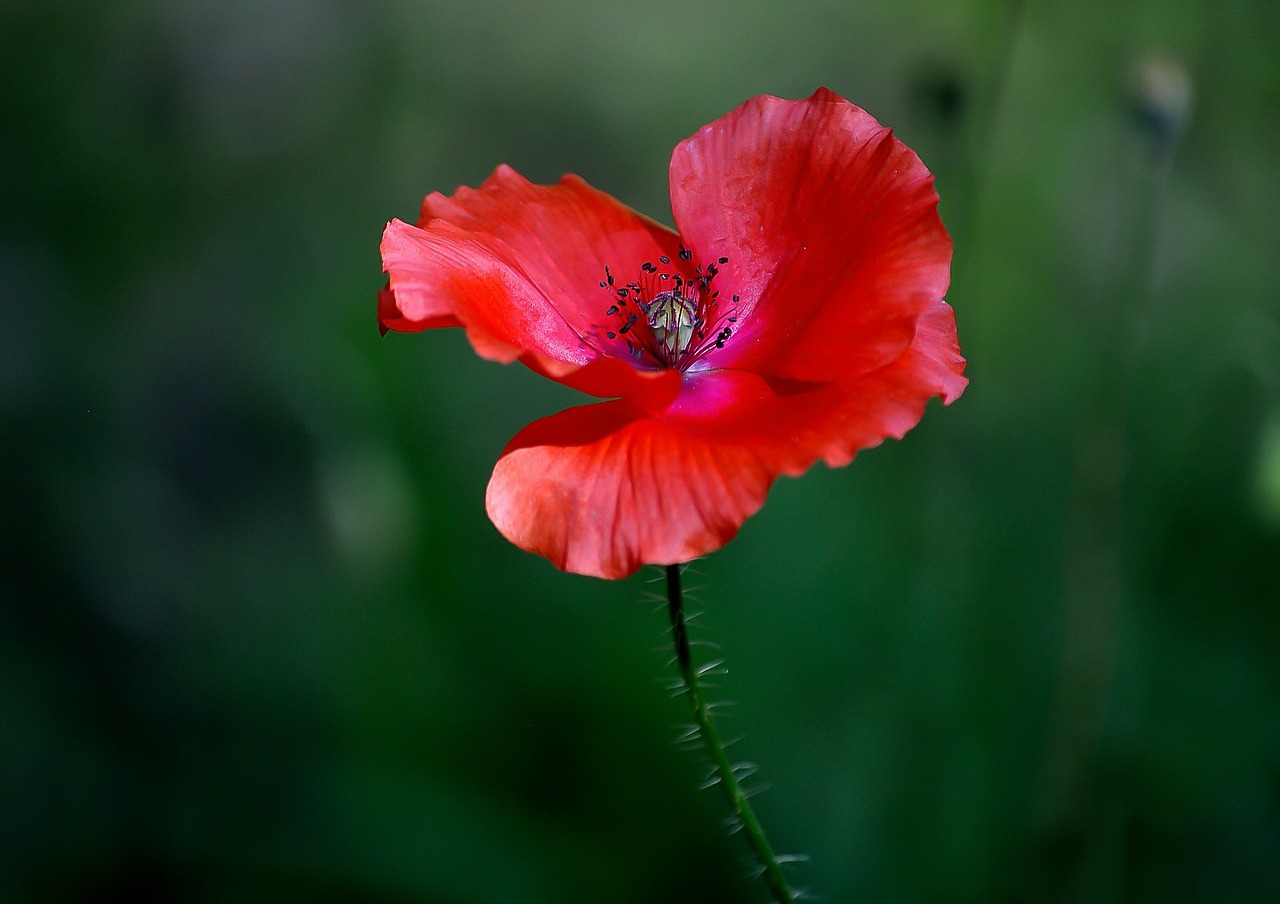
[{"xmin": 596, "ymin": 247, "xmax": 738, "ymax": 370}]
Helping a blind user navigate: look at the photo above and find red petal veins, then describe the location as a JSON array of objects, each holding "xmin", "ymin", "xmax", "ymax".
[
  {"xmin": 378, "ymin": 216, "xmax": 686, "ymax": 407},
  {"xmin": 380, "ymin": 166, "xmax": 689, "ymax": 408},
  {"xmin": 486, "ymin": 401, "xmax": 775, "ymax": 579},
  {"xmin": 381, "ymin": 218, "xmax": 585, "ymax": 363},
  {"xmin": 669, "ymin": 88, "xmax": 952, "ymax": 384},
  {"xmin": 417, "ymin": 164, "xmax": 685, "ymax": 334},
  {"xmin": 487, "ymin": 299, "xmax": 966, "ymax": 579},
  {"xmin": 668, "ymin": 298, "xmax": 967, "ymax": 474},
  {"xmin": 377, "ymin": 286, "xmax": 458, "ymax": 337}
]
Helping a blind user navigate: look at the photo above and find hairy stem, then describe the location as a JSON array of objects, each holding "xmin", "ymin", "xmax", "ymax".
[{"xmin": 665, "ymin": 564, "xmax": 795, "ymax": 902}]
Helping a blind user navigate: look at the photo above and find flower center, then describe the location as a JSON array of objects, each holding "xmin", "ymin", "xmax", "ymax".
[
  {"xmin": 595, "ymin": 246, "xmax": 739, "ymax": 370},
  {"xmin": 646, "ymin": 289, "xmax": 698, "ymax": 363}
]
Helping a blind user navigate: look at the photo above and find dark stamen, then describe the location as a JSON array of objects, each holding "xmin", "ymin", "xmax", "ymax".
[{"xmin": 592, "ymin": 252, "xmax": 738, "ymax": 367}]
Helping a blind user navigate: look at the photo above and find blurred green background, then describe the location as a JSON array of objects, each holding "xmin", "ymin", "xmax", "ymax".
[{"xmin": 3, "ymin": 0, "xmax": 1278, "ymax": 901}]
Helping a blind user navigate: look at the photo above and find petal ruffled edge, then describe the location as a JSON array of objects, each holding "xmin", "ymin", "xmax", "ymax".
[
  {"xmin": 383, "ymin": 164, "xmax": 687, "ymax": 352},
  {"xmin": 486, "ymin": 400, "xmax": 775, "ymax": 579},
  {"xmin": 380, "ymin": 216, "xmax": 588, "ymax": 364},
  {"xmin": 380, "ymin": 218, "xmax": 684, "ymax": 413},
  {"xmin": 669, "ymin": 298, "xmax": 966, "ymax": 476},
  {"xmin": 380, "ymin": 164, "xmax": 698, "ymax": 410}
]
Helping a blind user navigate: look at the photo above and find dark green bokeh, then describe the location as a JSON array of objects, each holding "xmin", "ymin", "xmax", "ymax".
[{"xmin": 3, "ymin": 1, "xmax": 1278, "ymax": 901}]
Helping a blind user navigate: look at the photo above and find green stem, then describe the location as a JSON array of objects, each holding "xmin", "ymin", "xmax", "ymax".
[{"xmin": 665, "ymin": 564, "xmax": 795, "ymax": 903}]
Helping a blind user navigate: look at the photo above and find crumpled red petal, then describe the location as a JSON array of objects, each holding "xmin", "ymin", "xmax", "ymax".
[
  {"xmin": 486, "ymin": 299, "xmax": 965, "ymax": 579},
  {"xmin": 381, "ymin": 217, "xmax": 585, "ymax": 363},
  {"xmin": 383, "ymin": 164, "xmax": 684, "ymax": 345},
  {"xmin": 380, "ymin": 167, "xmax": 687, "ymax": 410},
  {"xmin": 486, "ymin": 400, "xmax": 775, "ymax": 579},
  {"xmin": 669, "ymin": 88, "xmax": 951, "ymax": 385}
]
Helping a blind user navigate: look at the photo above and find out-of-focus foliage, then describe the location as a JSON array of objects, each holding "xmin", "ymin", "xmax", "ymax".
[{"xmin": 2, "ymin": 0, "xmax": 1277, "ymax": 901}]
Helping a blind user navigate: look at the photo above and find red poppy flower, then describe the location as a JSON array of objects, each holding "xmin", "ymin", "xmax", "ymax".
[{"xmin": 380, "ymin": 88, "xmax": 966, "ymax": 579}]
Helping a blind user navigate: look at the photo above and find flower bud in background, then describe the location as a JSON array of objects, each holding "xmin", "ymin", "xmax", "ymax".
[{"xmin": 1129, "ymin": 55, "xmax": 1193, "ymax": 165}]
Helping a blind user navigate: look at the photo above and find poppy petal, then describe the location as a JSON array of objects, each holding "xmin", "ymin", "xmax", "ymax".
[
  {"xmin": 381, "ymin": 215, "xmax": 683, "ymax": 411},
  {"xmin": 416, "ymin": 164, "xmax": 686, "ymax": 338},
  {"xmin": 486, "ymin": 400, "xmax": 775, "ymax": 579},
  {"xmin": 381, "ymin": 216, "xmax": 585, "ymax": 363},
  {"xmin": 486, "ymin": 299, "xmax": 965, "ymax": 579},
  {"xmin": 669, "ymin": 88, "xmax": 951, "ymax": 384},
  {"xmin": 668, "ymin": 298, "xmax": 967, "ymax": 474}
]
